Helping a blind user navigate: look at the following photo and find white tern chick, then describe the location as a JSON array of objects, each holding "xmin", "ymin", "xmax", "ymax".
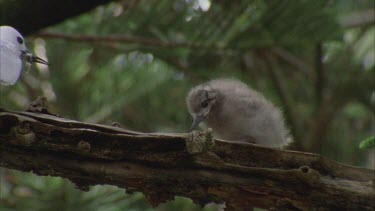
[
  {"xmin": 186, "ymin": 79, "xmax": 291, "ymax": 148},
  {"xmin": 0, "ymin": 25, "xmax": 48, "ymax": 86}
]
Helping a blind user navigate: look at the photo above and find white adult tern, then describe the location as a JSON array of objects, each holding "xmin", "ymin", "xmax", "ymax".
[{"xmin": 0, "ymin": 25, "xmax": 48, "ymax": 86}]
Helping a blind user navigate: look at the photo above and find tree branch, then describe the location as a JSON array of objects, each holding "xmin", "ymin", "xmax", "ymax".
[
  {"xmin": 340, "ymin": 9, "xmax": 375, "ymax": 28},
  {"xmin": 35, "ymin": 32, "xmax": 204, "ymax": 49},
  {"xmin": 0, "ymin": 108, "xmax": 374, "ymax": 210}
]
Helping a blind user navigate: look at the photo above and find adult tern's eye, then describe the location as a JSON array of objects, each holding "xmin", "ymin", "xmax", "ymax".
[{"xmin": 17, "ymin": 36, "xmax": 24, "ymax": 44}]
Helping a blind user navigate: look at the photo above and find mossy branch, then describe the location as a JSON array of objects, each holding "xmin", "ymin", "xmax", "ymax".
[{"xmin": 0, "ymin": 107, "xmax": 374, "ymax": 210}]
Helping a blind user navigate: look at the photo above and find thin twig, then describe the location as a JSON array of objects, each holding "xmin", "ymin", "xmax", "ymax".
[
  {"xmin": 35, "ymin": 32, "xmax": 206, "ymax": 49},
  {"xmin": 314, "ymin": 43, "xmax": 324, "ymax": 112},
  {"xmin": 272, "ymin": 47, "xmax": 311, "ymax": 77},
  {"xmin": 262, "ymin": 52, "xmax": 302, "ymax": 149}
]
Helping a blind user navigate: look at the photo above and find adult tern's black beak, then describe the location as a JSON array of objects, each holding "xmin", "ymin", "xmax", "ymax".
[{"xmin": 21, "ymin": 50, "xmax": 49, "ymax": 65}]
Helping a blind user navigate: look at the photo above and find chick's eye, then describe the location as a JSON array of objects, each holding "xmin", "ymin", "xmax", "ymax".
[
  {"xmin": 17, "ymin": 36, "xmax": 23, "ymax": 44},
  {"xmin": 200, "ymin": 101, "xmax": 209, "ymax": 108}
]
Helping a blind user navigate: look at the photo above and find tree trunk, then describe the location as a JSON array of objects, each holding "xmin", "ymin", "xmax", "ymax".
[{"xmin": 0, "ymin": 0, "xmax": 116, "ymax": 35}]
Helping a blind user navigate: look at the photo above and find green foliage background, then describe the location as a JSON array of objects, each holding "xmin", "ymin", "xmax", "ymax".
[{"xmin": 0, "ymin": 0, "xmax": 374, "ymax": 210}]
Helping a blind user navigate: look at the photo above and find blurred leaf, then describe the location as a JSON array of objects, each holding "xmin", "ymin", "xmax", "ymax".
[
  {"xmin": 342, "ymin": 102, "xmax": 368, "ymax": 118},
  {"xmin": 359, "ymin": 136, "xmax": 375, "ymax": 149}
]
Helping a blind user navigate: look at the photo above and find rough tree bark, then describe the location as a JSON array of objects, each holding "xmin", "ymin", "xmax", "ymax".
[{"xmin": 0, "ymin": 103, "xmax": 374, "ymax": 210}]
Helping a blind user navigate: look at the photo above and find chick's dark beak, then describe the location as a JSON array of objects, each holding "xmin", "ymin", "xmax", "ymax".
[
  {"xmin": 190, "ymin": 114, "xmax": 205, "ymax": 131},
  {"xmin": 21, "ymin": 50, "xmax": 49, "ymax": 65}
]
